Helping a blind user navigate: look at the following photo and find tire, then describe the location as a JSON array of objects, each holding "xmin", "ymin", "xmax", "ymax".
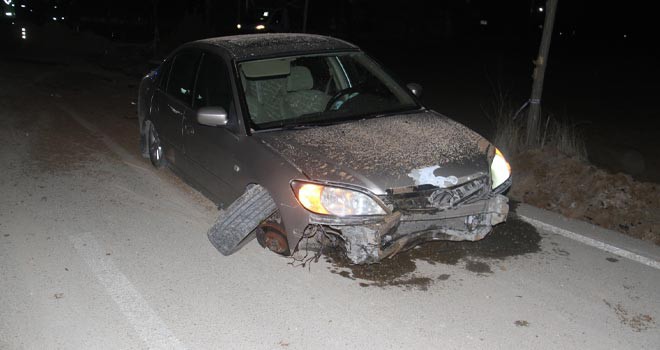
[
  {"xmin": 207, "ymin": 185, "xmax": 278, "ymax": 255},
  {"xmin": 147, "ymin": 122, "xmax": 166, "ymax": 168},
  {"xmin": 139, "ymin": 131, "xmax": 149, "ymax": 158}
]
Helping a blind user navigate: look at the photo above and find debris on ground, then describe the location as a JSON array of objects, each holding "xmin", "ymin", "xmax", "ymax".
[
  {"xmin": 603, "ymin": 299, "xmax": 655, "ymax": 332},
  {"xmin": 324, "ymin": 217, "xmax": 541, "ymax": 289}
]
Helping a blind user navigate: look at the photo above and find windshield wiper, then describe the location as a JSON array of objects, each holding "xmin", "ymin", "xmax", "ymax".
[
  {"xmin": 288, "ymin": 111, "xmax": 327, "ymax": 121},
  {"xmin": 281, "ymin": 123, "xmax": 317, "ymax": 130}
]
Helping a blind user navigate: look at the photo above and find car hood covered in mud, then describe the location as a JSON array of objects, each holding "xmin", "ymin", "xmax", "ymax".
[{"xmin": 257, "ymin": 110, "xmax": 492, "ymax": 194}]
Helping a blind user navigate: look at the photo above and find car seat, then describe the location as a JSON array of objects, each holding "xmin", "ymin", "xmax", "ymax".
[
  {"xmin": 242, "ymin": 74, "xmax": 290, "ymax": 125},
  {"xmin": 285, "ymin": 66, "xmax": 330, "ymax": 118}
]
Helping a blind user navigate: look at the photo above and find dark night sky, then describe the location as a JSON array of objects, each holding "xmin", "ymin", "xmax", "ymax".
[
  {"xmin": 1, "ymin": 0, "xmax": 657, "ymax": 179},
  {"xmin": 3, "ymin": 0, "xmax": 654, "ymax": 51}
]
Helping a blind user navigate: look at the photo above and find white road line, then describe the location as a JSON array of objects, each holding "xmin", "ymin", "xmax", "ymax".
[
  {"xmin": 70, "ymin": 232, "xmax": 187, "ymax": 350},
  {"xmin": 519, "ymin": 215, "xmax": 660, "ymax": 270}
]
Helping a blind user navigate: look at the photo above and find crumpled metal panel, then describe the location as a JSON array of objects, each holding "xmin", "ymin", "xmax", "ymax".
[
  {"xmin": 313, "ymin": 195, "xmax": 509, "ymax": 264},
  {"xmin": 386, "ymin": 176, "xmax": 490, "ymax": 212}
]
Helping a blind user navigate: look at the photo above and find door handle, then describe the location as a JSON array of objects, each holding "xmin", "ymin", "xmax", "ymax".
[{"xmin": 168, "ymin": 105, "xmax": 183, "ymax": 115}]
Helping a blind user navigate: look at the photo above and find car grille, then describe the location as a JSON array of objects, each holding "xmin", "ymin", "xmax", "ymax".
[{"xmin": 383, "ymin": 176, "xmax": 490, "ymax": 212}]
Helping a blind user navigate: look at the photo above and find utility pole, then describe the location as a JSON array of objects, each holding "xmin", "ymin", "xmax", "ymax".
[
  {"xmin": 302, "ymin": 0, "xmax": 309, "ymax": 33},
  {"xmin": 526, "ymin": 0, "xmax": 558, "ymax": 146}
]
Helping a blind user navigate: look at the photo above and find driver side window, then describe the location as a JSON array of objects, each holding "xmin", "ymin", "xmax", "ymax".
[{"xmin": 166, "ymin": 50, "xmax": 201, "ymax": 107}]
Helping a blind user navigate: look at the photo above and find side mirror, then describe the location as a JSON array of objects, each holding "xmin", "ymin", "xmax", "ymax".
[
  {"xmin": 197, "ymin": 106, "xmax": 228, "ymax": 127},
  {"xmin": 406, "ymin": 83, "xmax": 423, "ymax": 98}
]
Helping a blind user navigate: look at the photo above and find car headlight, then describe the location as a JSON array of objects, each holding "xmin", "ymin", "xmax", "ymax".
[
  {"xmin": 490, "ymin": 148, "xmax": 511, "ymax": 189},
  {"xmin": 291, "ymin": 181, "xmax": 386, "ymax": 216}
]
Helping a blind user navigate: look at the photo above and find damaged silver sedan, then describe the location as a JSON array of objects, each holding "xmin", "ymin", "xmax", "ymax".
[{"xmin": 137, "ymin": 34, "xmax": 512, "ymax": 264}]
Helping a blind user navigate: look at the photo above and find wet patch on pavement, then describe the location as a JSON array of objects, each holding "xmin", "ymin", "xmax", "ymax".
[
  {"xmin": 326, "ymin": 216, "xmax": 541, "ymax": 290},
  {"xmin": 465, "ymin": 260, "xmax": 493, "ymax": 274}
]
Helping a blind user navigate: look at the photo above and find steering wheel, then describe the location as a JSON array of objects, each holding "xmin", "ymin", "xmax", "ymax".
[{"xmin": 325, "ymin": 86, "xmax": 361, "ymax": 111}]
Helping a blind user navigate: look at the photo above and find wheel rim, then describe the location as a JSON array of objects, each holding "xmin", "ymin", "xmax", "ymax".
[{"xmin": 149, "ymin": 125, "xmax": 162, "ymax": 162}]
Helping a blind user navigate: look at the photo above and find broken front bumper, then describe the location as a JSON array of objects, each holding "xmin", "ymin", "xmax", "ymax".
[{"xmin": 309, "ymin": 194, "xmax": 509, "ymax": 264}]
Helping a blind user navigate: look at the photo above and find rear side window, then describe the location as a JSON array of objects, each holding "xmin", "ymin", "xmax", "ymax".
[
  {"xmin": 194, "ymin": 54, "xmax": 232, "ymax": 109},
  {"xmin": 158, "ymin": 60, "xmax": 172, "ymax": 89},
  {"xmin": 166, "ymin": 50, "xmax": 201, "ymax": 106}
]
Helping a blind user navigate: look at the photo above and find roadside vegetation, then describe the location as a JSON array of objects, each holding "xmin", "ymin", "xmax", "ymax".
[
  {"xmin": 489, "ymin": 95, "xmax": 659, "ymax": 245},
  {"xmin": 488, "ymin": 90, "xmax": 586, "ymax": 159}
]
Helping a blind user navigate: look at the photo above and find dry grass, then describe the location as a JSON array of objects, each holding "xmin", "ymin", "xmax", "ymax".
[
  {"xmin": 488, "ymin": 95, "xmax": 658, "ymax": 244},
  {"xmin": 488, "ymin": 105, "xmax": 525, "ymax": 156},
  {"xmin": 487, "ymin": 94, "xmax": 586, "ymax": 159},
  {"xmin": 539, "ymin": 115, "xmax": 587, "ymax": 159}
]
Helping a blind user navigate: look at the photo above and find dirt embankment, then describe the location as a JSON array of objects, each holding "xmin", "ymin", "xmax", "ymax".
[{"xmin": 509, "ymin": 148, "xmax": 660, "ymax": 245}]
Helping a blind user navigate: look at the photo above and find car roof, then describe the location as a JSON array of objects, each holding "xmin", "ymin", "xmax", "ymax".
[{"xmin": 191, "ymin": 33, "xmax": 359, "ymax": 61}]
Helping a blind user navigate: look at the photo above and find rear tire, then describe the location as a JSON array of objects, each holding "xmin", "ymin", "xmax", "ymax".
[{"xmin": 147, "ymin": 122, "xmax": 165, "ymax": 168}]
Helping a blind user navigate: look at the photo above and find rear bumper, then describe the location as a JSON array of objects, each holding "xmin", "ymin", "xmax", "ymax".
[{"xmin": 309, "ymin": 194, "xmax": 509, "ymax": 264}]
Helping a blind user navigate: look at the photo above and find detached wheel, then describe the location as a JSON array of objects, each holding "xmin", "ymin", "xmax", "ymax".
[
  {"xmin": 147, "ymin": 122, "xmax": 165, "ymax": 168},
  {"xmin": 207, "ymin": 185, "xmax": 278, "ymax": 255}
]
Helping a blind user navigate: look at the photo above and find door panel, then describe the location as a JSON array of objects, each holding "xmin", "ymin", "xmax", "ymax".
[
  {"xmin": 152, "ymin": 91, "xmax": 185, "ymax": 153},
  {"xmin": 184, "ymin": 53, "xmax": 243, "ymax": 205},
  {"xmin": 154, "ymin": 50, "xmax": 201, "ymax": 153}
]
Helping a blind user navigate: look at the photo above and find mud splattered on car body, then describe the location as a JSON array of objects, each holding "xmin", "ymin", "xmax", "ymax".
[
  {"xmin": 199, "ymin": 33, "xmax": 359, "ymax": 61},
  {"xmin": 259, "ymin": 111, "xmax": 510, "ymax": 264},
  {"xmin": 139, "ymin": 33, "xmax": 513, "ymax": 264},
  {"xmin": 259, "ymin": 112, "xmax": 488, "ymax": 186}
]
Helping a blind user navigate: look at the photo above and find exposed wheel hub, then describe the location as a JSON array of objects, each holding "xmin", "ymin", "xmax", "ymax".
[{"xmin": 256, "ymin": 222, "xmax": 290, "ymax": 255}]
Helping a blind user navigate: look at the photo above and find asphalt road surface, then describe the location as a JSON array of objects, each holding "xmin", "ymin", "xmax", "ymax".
[{"xmin": 1, "ymin": 60, "xmax": 658, "ymax": 349}]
